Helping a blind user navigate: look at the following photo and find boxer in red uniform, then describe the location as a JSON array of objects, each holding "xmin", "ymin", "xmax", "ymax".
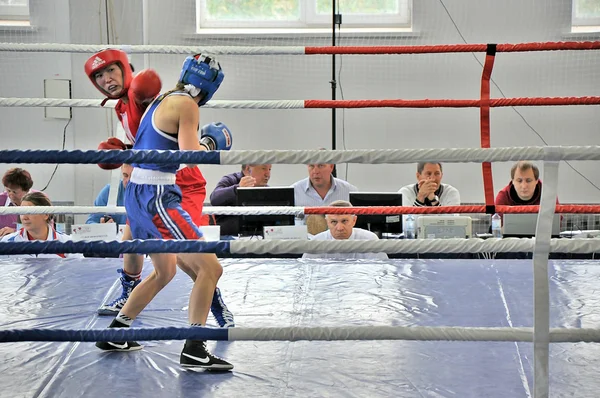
[{"xmin": 84, "ymin": 49, "xmax": 234, "ymax": 327}]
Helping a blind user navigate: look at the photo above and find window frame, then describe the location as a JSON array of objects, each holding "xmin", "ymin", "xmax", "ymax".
[
  {"xmin": 305, "ymin": 0, "xmax": 411, "ymax": 27},
  {"xmin": 0, "ymin": 0, "xmax": 29, "ymax": 21},
  {"xmin": 196, "ymin": 0, "xmax": 411, "ymax": 31},
  {"xmin": 572, "ymin": 0, "xmax": 600, "ymax": 30}
]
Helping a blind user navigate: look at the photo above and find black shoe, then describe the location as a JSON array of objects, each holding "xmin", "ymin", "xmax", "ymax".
[
  {"xmin": 95, "ymin": 317, "xmax": 143, "ymax": 352},
  {"xmin": 95, "ymin": 340, "xmax": 143, "ymax": 351},
  {"xmin": 180, "ymin": 340, "xmax": 233, "ymax": 371}
]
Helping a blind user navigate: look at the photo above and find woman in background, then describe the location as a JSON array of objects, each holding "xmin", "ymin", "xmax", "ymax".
[
  {"xmin": 0, "ymin": 192, "xmax": 74, "ymax": 258},
  {"xmin": 0, "ymin": 168, "xmax": 35, "ymax": 237}
]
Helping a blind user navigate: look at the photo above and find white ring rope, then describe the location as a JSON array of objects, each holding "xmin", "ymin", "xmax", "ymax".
[
  {"xmin": 4, "ymin": 146, "xmax": 600, "ymax": 165},
  {"xmin": 0, "ymin": 98, "xmax": 306, "ymax": 109},
  {"xmin": 229, "ymin": 238, "xmax": 600, "ymax": 254},
  {"xmin": 0, "ymin": 206, "xmax": 126, "ymax": 215},
  {"xmin": 228, "ymin": 326, "xmax": 600, "ymax": 343},
  {"xmin": 532, "ymin": 160, "xmax": 560, "ymax": 396},
  {"xmin": 220, "ymin": 147, "xmax": 600, "ymax": 164},
  {"xmin": 205, "ymin": 100, "xmax": 305, "ymax": 109},
  {"xmin": 0, "ymin": 43, "xmax": 307, "ymax": 55},
  {"xmin": 0, "ymin": 205, "xmax": 303, "ymax": 216},
  {"xmin": 0, "ymin": 98, "xmax": 113, "ymax": 108}
]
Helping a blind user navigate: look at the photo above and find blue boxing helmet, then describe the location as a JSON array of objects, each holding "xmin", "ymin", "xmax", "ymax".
[{"xmin": 179, "ymin": 54, "xmax": 224, "ymax": 106}]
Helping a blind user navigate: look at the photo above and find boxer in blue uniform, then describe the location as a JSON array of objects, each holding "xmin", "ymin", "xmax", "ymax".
[{"xmin": 95, "ymin": 54, "xmax": 234, "ymax": 371}]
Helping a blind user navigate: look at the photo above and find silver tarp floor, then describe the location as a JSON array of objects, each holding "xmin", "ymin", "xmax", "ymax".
[{"xmin": 1, "ymin": 257, "xmax": 599, "ymax": 398}]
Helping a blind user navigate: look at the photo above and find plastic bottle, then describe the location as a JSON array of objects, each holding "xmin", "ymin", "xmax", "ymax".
[
  {"xmin": 491, "ymin": 213, "xmax": 502, "ymax": 238},
  {"xmin": 405, "ymin": 214, "xmax": 416, "ymax": 239}
]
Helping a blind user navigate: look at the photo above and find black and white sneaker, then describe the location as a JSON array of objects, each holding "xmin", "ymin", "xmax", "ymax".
[
  {"xmin": 96, "ymin": 340, "xmax": 143, "ymax": 352},
  {"xmin": 180, "ymin": 340, "xmax": 233, "ymax": 371},
  {"xmin": 95, "ymin": 317, "xmax": 142, "ymax": 352}
]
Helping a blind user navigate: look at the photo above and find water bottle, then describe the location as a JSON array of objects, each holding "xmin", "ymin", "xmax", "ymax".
[
  {"xmin": 405, "ymin": 214, "xmax": 415, "ymax": 239},
  {"xmin": 491, "ymin": 213, "xmax": 502, "ymax": 238}
]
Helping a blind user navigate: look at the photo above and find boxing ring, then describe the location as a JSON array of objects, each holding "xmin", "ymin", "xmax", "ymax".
[
  {"xmin": 1, "ymin": 147, "xmax": 600, "ymax": 398},
  {"xmin": 1, "ymin": 40, "xmax": 600, "ymax": 398}
]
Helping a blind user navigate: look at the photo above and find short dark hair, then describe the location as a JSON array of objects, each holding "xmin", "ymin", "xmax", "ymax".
[
  {"xmin": 21, "ymin": 192, "xmax": 54, "ymax": 222},
  {"xmin": 511, "ymin": 161, "xmax": 539, "ymax": 180},
  {"xmin": 2, "ymin": 168, "xmax": 33, "ymax": 191},
  {"xmin": 417, "ymin": 162, "xmax": 443, "ymax": 174}
]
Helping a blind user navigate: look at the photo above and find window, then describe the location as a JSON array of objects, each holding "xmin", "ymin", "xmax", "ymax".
[
  {"xmin": 0, "ymin": 0, "xmax": 29, "ymax": 24},
  {"xmin": 572, "ymin": 0, "xmax": 600, "ymax": 32},
  {"xmin": 196, "ymin": 0, "xmax": 411, "ymax": 30}
]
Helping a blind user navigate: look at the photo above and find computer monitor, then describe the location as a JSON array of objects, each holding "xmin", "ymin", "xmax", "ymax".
[
  {"xmin": 349, "ymin": 192, "xmax": 403, "ymax": 238},
  {"xmin": 502, "ymin": 213, "xmax": 561, "ymax": 238},
  {"xmin": 236, "ymin": 187, "xmax": 295, "ymax": 237}
]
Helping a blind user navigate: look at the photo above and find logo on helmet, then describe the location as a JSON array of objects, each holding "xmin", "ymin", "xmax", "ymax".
[
  {"xmin": 190, "ymin": 65, "xmax": 208, "ymax": 77},
  {"xmin": 222, "ymin": 128, "xmax": 232, "ymax": 147},
  {"xmin": 91, "ymin": 56, "xmax": 106, "ymax": 69}
]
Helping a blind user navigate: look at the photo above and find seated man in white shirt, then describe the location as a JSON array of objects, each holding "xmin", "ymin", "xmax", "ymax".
[
  {"xmin": 398, "ymin": 162, "xmax": 460, "ymax": 207},
  {"xmin": 302, "ymin": 200, "xmax": 388, "ymax": 260}
]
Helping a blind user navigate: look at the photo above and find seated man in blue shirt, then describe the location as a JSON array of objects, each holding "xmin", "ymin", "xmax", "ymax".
[
  {"xmin": 86, "ymin": 164, "xmax": 132, "ymax": 225},
  {"xmin": 292, "ymin": 162, "xmax": 357, "ymax": 227},
  {"xmin": 292, "ymin": 163, "xmax": 357, "ymax": 207}
]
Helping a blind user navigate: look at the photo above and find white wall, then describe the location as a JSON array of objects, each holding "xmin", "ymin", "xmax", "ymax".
[
  {"xmin": 0, "ymin": 0, "xmax": 75, "ymax": 202},
  {"xmin": 1, "ymin": 0, "xmax": 599, "ymax": 211}
]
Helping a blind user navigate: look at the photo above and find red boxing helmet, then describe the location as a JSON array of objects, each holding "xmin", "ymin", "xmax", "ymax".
[{"xmin": 84, "ymin": 49, "xmax": 133, "ymax": 99}]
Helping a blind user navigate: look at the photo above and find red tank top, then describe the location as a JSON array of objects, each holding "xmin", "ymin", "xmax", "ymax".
[{"xmin": 115, "ymin": 92, "xmax": 144, "ymax": 144}]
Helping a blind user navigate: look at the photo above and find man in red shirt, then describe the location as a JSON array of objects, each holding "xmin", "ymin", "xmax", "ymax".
[{"xmin": 495, "ymin": 161, "xmax": 558, "ymax": 206}]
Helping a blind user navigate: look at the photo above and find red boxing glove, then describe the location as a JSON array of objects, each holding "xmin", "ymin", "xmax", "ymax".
[
  {"xmin": 97, "ymin": 137, "xmax": 127, "ymax": 170},
  {"xmin": 130, "ymin": 69, "xmax": 161, "ymax": 105}
]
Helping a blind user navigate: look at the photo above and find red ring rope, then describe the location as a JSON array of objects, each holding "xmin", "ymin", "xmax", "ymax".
[
  {"xmin": 303, "ymin": 205, "xmax": 600, "ymax": 215},
  {"xmin": 303, "ymin": 40, "xmax": 599, "ymax": 213},
  {"xmin": 303, "ymin": 97, "xmax": 600, "ymax": 108},
  {"xmin": 480, "ymin": 45, "xmax": 496, "ymax": 208},
  {"xmin": 304, "ymin": 41, "xmax": 600, "ymax": 55}
]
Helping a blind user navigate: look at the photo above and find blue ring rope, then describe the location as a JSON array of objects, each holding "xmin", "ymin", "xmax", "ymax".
[
  {"xmin": 0, "ymin": 240, "xmax": 232, "ymax": 255},
  {"xmin": 0, "ymin": 326, "xmax": 229, "ymax": 343},
  {"xmin": 0, "ymin": 149, "xmax": 222, "ymax": 165}
]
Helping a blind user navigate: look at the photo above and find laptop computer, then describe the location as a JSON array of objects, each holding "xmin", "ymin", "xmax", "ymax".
[{"xmin": 502, "ymin": 213, "xmax": 561, "ymax": 238}]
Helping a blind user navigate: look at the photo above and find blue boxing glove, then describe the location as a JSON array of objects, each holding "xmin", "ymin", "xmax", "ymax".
[{"xmin": 199, "ymin": 122, "xmax": 233, "ymax": 151}]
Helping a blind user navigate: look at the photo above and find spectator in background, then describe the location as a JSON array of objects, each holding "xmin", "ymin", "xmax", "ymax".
[
  {"xmin": 398, "ymin": 162, "xmax": 460, "ymax": 207},
  {"xmin": 210, "ymin": 164, "xmax": 272, "ymax": 236},
  {"xmin": 292, "ymin": 162, "xmax": 357, "ymax": 208},
  {"xmin": 0, "ymin": 192, "xmax": 76, "ymax": 258},
  {"xmin": 0, "ymin": 168, "xmax": 36, "ymax": 237},
  {"xmin": 495, "ymin": 161, "xmax": 558, "ymax": 206},
  {"xmin": 86, "ymin": 164, "xmax": 132, "ymax": 226},
  {"xmin": 302, "ymin": 200, "xmax": 388, "ymax": 260}
]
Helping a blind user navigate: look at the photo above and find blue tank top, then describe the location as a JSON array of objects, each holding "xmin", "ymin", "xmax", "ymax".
[{"xmin": 133, "ymin": 92, "xmax": 191, "ymax": 174}]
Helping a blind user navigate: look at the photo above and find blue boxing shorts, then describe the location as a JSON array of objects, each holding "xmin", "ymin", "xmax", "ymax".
[{"xmin": 125, "ymin": 181, "xmax": 204, "ymax": 241}]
